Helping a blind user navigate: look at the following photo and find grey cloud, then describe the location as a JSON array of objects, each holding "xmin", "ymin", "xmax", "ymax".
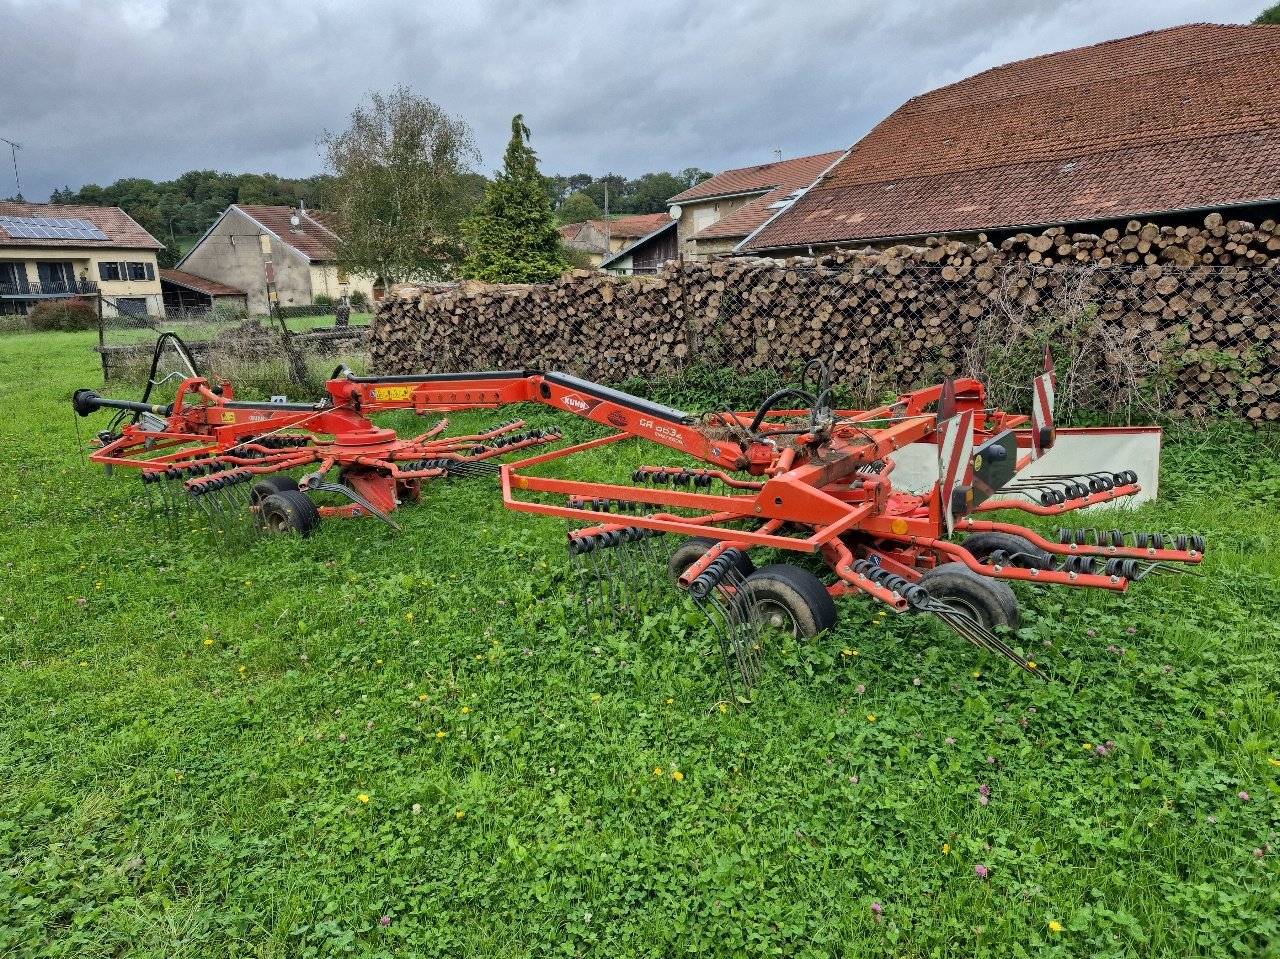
[{"xmin": 0, "ymin": 0, "xmax": 1262, "ymax": 203}]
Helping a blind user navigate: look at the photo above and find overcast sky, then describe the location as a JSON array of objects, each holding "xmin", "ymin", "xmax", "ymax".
[{"xmin": 0, "ymin": 0, "xmax": 1266, "ymax": 204}]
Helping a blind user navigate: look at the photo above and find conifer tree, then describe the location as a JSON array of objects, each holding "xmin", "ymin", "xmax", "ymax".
[{"xmin": 463, "ymin": 115, "xmax": 569, "ymax": 283}]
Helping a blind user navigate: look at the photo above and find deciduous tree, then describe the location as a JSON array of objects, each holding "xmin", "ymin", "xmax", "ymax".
[
  {"xmin": 320, "ymin": 86, "xmax": 482, "ymax": 284},
  {"xmin": 556, "ymin": 191, "xmax": 602, "ymax": 225}
]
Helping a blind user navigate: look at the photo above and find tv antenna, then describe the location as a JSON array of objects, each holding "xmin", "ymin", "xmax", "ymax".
[{"xmin": 0, "ymin": 136, "xmax": 22, "ymax": 200}]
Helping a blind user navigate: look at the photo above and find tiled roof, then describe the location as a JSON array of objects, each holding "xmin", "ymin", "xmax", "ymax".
[
  {"xmin": 234, "ymin": 205, "xmax": 341, "ymax": 261},
  {"xmin": 604, "ymin": 213, "xmax": 673, "ymax": 238},
  {"xmin": 745, "ymin": 24, "xmax": 1280, "ymax": 251},
  {"xmin": 159, "ymin": 269, "xmax": 246, "ymax": 297},
  {"xmin": 669, "ymin": 152, "xmax": 842, "ymax": 206},
  {"xmin": 556, "ymin": 214, "xmax": 671, "ymax": 240},
  {"xmin": 686, "ymin": 151, "xmax": 844, "ymax": 241},
  {"xmin": 0, "ymin": 200, "xmax": 164, "ymax": 249}
]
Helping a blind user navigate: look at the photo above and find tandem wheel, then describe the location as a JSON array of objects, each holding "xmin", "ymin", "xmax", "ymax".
[
  {"xmin": 256, "ymin": 490, "xmax": 321, "ymax": 536},
  {"xmin": 735, "ymin": 564, "xmax": 837, "ymax": 640},
  {"xmin": 249, "ymin": 475, "xmax": 301, "ymax": 506},
  {"xmin": 919, "ymin": 564, "xmax": 1020, "ymax": 631}
]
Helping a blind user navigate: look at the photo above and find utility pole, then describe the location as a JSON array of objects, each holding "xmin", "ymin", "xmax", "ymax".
[{"xmin": 0, "ymin": 136, "xmax": 22, "ymax": 200}]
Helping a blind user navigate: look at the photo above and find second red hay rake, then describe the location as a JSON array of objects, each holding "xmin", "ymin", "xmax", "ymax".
[{"xmin": 74, "ymin": 349, "xmax": 1206, "ymax": 694}]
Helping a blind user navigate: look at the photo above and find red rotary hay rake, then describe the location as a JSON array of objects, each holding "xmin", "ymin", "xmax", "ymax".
[
  {"xmin": 71, "ymin": 338, "xmax": 562, "ymax": 546},
  {"xmin": 75, "ymin": 345, "xmax": 1205, "ymax": 692}
]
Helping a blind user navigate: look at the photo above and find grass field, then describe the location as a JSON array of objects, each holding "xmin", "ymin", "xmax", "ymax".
[{"xmin": 1, "ymin": 330, "xmax": 1278, "ymax": 958}]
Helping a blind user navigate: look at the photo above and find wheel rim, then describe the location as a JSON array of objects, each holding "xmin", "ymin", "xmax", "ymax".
[
  {"xmin": 265, "ymin": 509, "xmax": 290, "ymax": 534},
  {"xmin": 751, "ymin": 598, "xmax": 799, "ymax": 635},
  {"xmin": 943, "ymin": 594, "xmax": 988, "ymax": 628}
]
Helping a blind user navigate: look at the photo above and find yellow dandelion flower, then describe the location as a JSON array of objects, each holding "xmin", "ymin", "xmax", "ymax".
[
  {"xmin": 666, "ymin": 698, "xmax": 674, "ymax": 704},
  {"xmin": 942, "ymin": 843, "xmax": 951, "ymax": 854},
  {"xmin": 436, "ymin": 730, "xmax": 447, "ymax": 739},
  {"xmin": 79, "ymin": 661, "xmax": 88, "ymax": 667},
  {"xmin": 475, "ymin": 654, "xmax": 483, "ymax": 661},
  {"xmin": 405, "ymin": 613, "xmax": 413, "ymax": 621},
  {"xmin": 866, "ymin": 714, "xmax": 877, "ymax": 722},
  {"xmin": 358, "ymin": 794, "xmax": 369, "ymax": 804},
  {"xmin": 238, "ymin": 665, "xmax": 246, "ymax": 672},
  {"xmin": 654, "ymin": 767, "xmax": 664, "ymax": 776},
  {"xmin": 878, "ymin": 610, "xmax": 887, "ymax": 617},
  {"xmin": 972, "ymin": 671, "xmax": 982, "ymax": 678},
  {"xmin": 1049, "ymin": 920, "xmax": 1064, "ymax": 933},
  {"xmin": 376, "ymin": 658, "xmax": 383, "ymax": 665},
  {"xmin": 842, "ymin": 649, "xmax": 854, "ymax": 657},
  {"xmin": 672, "ymin": 770, "xmax": 684, "ymax": 781},
  {"xmin": 461, "ymin": 706, "xmax": 470, "ymax": 714},
  {"xmin": 1267, "ymin": 757, "xmax": 1280, "ymax": 767},
  {"xmin": 455, "ymin": 809, "xmax": 464, "ymax": 819},
  {"xmin": 203, "ymin": 639, "xmax": 213, "ymax": 646},
  {"xmin": 1027, "ymin": 661, "xmax": 1037, "ymax": 669},
  {"xmin": 1083, "ymin": 743, "xmax": 1093, "ymax": 750},
  {"xmin": 719, "ymin": 704, "xmax": 729, "ymax": 713},
  {"xmin": 591, "ymin": 694, "xmax": 601, "ymax": 702},
  {"xmin": 419, "ymin": 694, "xmax": 428, "ymax": 701}
]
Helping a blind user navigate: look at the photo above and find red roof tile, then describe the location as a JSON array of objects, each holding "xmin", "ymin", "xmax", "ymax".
[
  {"xmin": 669, "ymin": 152, "xmax": 843, "ymax": 206},
  {"xmin": 686, "ymin": 152, "xmax": 844, "ymax": 241},
  {"xmin": 234, "ymin": 205, "xmax": 342, "ymax": 261},
  {"xmin": 746, "ymin": 24, "xmax": 1280, "ymax": 250},
  {"xmin": 0, "ymin": 200, "xmax": 163, "ymax": 250},
  {"xmin": 603, "ymin": 213, "xmax": 673, "ymax": 239},
  {"xmin": 159, "ymin": 269, "xmax": 246, "ymax": 297}
]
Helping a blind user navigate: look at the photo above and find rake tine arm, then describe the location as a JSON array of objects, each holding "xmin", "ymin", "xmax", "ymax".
[
  {"xmin": 404, "ymin": 418, "xmax": 450, "ymax": 443},
  {"xmin": 926, "ymin": 601, "xmax": 1046, "ymax": 680},
  {"xmin": 974, "ymin": 481, "xmax": 1141, "ymax": 515},
  {"xmin": 957, "ymin": 518, "xmax": 1206, "ymax": 565}
]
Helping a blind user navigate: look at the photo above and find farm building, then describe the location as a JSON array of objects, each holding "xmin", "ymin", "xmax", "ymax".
[
  {"xmin": 558, "ymin": 213, "xmax": 674, "ymax": 268},
  {"xmin": 665, "ymin": 151, "xmax": 843, "ymax": 260},
  {"xmin": 159, "ymin": 269, "xmax": 248, "ymax": 316},
  {"xmin": 739, "ymin": 23, "xmax": 1280, "ymax": 256},
  {"xmin": 178, "ymin": 205, "xmax": 378, "ymax": 315}
]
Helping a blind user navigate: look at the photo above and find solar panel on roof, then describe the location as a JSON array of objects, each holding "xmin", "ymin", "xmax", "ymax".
[{"xmin": 0, "ymin": 215, "xmax": 109, "ymax": 241}]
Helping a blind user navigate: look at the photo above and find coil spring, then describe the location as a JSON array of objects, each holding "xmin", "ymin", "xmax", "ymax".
[
  {"xmin": 569, "ymin": 525, "xmax": 665, "ymax": 556},
  {"xmin": 1060, "ymin": 555, "xmax": 1099, "ymax": 574},
  {"xmin": 1104, "ymin": 558, "xmax": 1141, "ymax": 579},
  {"xmin": 632, "ymin": 467, "xmax": 714, "ymax": 488},
  {"xmin": 687, "ymin": 548, "xmax": 744, "ymax": 598},
  {"xmin": 247, "ymin": 435, "xmax": 311, "ymax": 450},
  {"xmin": 186, "ymin": 469, "xmax": 253, "ymax": 496},
  {"xmin": 850, "ymin": 559, "xmax": 929, "ymax": 608},
  {"xmin": 142, "ymin": 460, "xmax": 230, "ymax": 485},
  {"xmin": 1056, "ymin": 527, "xmax": 1204, "ymax": 552},
  {"xmin": 568, "ymin": 496, "xmax": 649, "ymax": 514}
]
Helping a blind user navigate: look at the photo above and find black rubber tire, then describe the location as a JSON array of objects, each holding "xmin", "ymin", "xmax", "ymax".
[
  {"xmin": 736, "ymin": 564, "xmax": 838, "ymax": 639},
  {"xmin": 249, "ymin": 475, "xmax": 301, "ymax": 505},
  {"xmin": 668, "ymin": 536, "xmax": 756, "ymax": 586},
  {"xmin": 257, "ymin": 490, "xmax": 321, "ymax": 537},
  {"xmin": 918, "ymin": 564, "xmax": 1020, "ymax": 631},
  {"xmin": 961, "ymin": 532, "xmax": 1053, "ymax": 569}
]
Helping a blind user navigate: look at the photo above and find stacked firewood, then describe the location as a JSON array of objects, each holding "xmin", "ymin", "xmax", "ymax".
[{"xmin": 373, "ymin": 212, "xmax": 1279, "ymax": 423}]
